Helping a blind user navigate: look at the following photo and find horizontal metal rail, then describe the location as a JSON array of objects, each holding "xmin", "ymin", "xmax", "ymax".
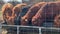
[
  {"xmin": 1, "ymin": 24, "xmax": 60, "ymax": 30},
  {"xmin": 1, "ymin": 24, "xmax": 60, "ymax": 34}
]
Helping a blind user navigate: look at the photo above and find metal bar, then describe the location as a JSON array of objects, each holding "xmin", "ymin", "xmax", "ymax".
[
  {"xmin": 39, "ymin": 28, "xmax": 42, "ymax": 34},
  {"xmin": 1, "ymin": 24, "xmax": 44, "ymax": 28},
  {"xmin": 1, "ymin": 24, "xmax": 60, "ymax": 32},
  {"xmin": 17, "ymin": 26, "xmax": 19, "ymax": 34},
  {"xmin": 1, "ymin": 24, "xmax": 60, "ymax": 29}
]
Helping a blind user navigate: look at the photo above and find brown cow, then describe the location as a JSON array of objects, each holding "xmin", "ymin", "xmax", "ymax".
[
  {"xmin": 2, "ymin": 3, "xmax": 14, "ymax": 25},
  {"xmin": 54, "ymin": 15, "xmax": 60, "ymax": 27},
  {"xmin": 32, "ymin": 2, "xmax": 60, "ymax": 27},
  {"xmin": 12, "ymin": 3, "xmax": 27, "ymax": 25},
  {"xmin": 21, "ymin": 2, "xmax": 46, "ymax": 25}
]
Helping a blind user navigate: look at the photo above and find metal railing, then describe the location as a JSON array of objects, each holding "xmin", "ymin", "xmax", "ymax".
[{"xmin": 1, "ymin": 24, "xmax": 60, "ymax": 34}]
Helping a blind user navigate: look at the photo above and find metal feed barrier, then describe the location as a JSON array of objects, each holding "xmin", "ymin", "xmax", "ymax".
[{"xmin": 1, "ymin": 24, "xmax": 60, "ymax": 34}]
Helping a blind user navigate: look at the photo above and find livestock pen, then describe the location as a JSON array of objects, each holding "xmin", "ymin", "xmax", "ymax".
[
  {"xmin": 1, "ymin": 0, "xmax": 60, "ymax": 34},
  {"xmin": 1, "ymin": 24, "xmax": 60, "ymax": 34}
]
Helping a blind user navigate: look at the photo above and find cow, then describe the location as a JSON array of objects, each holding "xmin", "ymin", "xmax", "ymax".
[
  {"xmin": 54, "ymin": 15, "xmax": 60, "ymax": 27},
  {"xmin": 12, "ymin": 3, "xmax": 27, "ymax": 25},
  {"xmin": 32, "ymin": 2, "xmax": 60, "ymax": 27},
  {"xmin": 2, "ymin": 3, "xmax": 14, "ymax": 25},
  {"xmin": 21, "ymin": 4, "xmax": 33, "ymax": 17},
  {"xmin": 21, "ymin": 2, "xmax": 46, "ymax": 26}
]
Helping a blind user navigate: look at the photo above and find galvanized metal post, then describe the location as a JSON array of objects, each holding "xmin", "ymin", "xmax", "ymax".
[
  {"xmin": 17, "ymin": 26, "xmax": 19, "ymax": 34},
  {"xmin": 39, "ymin": 28, "xmax": 42, "ymax": 34}
]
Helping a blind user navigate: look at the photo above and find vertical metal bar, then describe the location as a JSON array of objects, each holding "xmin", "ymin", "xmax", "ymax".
[
  {"xmin": 0, "ymin": 23, "xmax": 2, "ymax": 34},
  {"xmin": 39, "ymin": 28, "xmax": 42, "ymax": 34},
  {"xmin": 17, "ymin": 26, "xmax": 19, "ymax": 34}
]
